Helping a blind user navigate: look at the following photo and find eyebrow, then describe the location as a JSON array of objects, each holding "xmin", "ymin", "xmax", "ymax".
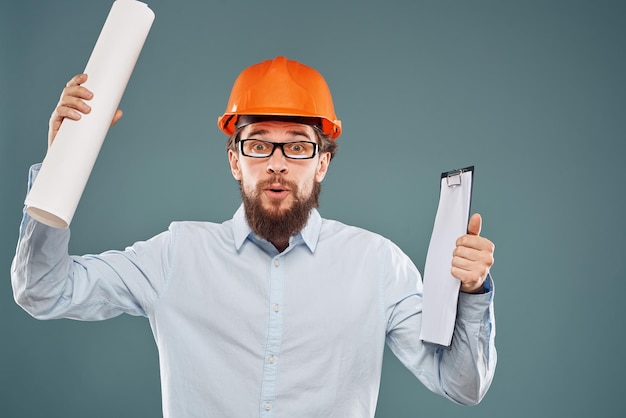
[{"xmin": 246, "ymin": 128, "xmax": 313, "ymax": 140}]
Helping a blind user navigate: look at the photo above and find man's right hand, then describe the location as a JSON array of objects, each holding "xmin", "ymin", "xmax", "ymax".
[{"xmin": 48, "ymin": 73, "xmax": 123, "ymax": 147}]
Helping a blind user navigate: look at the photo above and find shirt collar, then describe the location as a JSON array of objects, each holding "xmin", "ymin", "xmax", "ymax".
[{"xmin": 233, "ymin": 204, "xmax": 321, "ymax": 253}]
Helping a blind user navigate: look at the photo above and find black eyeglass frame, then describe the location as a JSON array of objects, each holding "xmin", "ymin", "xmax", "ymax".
[{"xmin": 238, "ymin": 139, "xmax": 319, "ymax": 160}]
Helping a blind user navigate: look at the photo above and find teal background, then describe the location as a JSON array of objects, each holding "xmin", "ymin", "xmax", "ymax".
[{"xmin": 2, "ymin": 0, "xmax": 625, "ymax": 416}]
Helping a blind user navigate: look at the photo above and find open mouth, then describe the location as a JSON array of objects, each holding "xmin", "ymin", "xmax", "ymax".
[
  {"xmin": 264, "ymin": 184, "xmax": 290, "ymax": 200},
  {"xmin": 266, "ymin": 181, "xmax": 290, "ymax": 192}
]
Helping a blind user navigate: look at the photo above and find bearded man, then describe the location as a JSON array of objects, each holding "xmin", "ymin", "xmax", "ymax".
[{"xmin": 12, "ymin": 56, "xmax": 497, "ymax": 418}]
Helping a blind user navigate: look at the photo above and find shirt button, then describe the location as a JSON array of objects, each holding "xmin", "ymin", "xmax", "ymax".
[
  {"xmin": 274, "ymin": 259, "xmax": 280, "ymax": 267},
  {"xmin": 273, "ymin": 304, "xmax": 280, "ymax": 313},
  {"xmin": 264, "ymin": 402, "xmax": 271, "ymax": 411},
  {"xmin": 268, "ymin": 355, "xmax": 276, "ymax": 364}
]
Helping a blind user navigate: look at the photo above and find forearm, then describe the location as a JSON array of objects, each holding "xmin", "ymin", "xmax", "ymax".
[
  {"xmin": 11, "ymin": 208, "xmax": 75, "ymax": 319},
  {"xmin": 386, "ymin": 277, "xmax": 496, "ymax": 405},
  {"xmin": 438, "ymin": 284, "xmax": 497, "ymax": 405},
  {"xmin": 11, "ymin": 164, "xmax": 166, "ymax": 320}
]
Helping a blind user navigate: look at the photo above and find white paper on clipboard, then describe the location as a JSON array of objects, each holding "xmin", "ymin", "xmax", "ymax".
[{"xmin": 420, "ymin": 166, "xmax": 474, "ymax": 346}]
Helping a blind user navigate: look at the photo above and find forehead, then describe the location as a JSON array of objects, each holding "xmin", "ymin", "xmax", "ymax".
[{"xmin": 241, "ymin": 121, "xmax": 316, "ymax": 140}]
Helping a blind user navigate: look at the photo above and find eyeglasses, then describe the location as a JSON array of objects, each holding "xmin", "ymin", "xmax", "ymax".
[{"xmin": 239, "ymin": 139, "xmax": 319, "ymax": 159}]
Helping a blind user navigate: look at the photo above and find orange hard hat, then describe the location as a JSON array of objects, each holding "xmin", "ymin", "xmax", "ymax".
[{"xmin": 217, "ymin": 56, "xmax": 342, "ymax": 140}]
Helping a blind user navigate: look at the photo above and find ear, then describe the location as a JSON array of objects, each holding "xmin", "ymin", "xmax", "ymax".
[
  {"xmin": 315, "ymin": 152, "xmax": 331, "ymax": 182},
  {"xmin": 228, "ymin": 149, "xmax": 242, "ymax": 181}
]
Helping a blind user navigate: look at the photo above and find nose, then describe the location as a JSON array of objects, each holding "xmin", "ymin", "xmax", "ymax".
[{"xmin": 266, "ymin": 145, "xmax": 288, "ymax": 174}]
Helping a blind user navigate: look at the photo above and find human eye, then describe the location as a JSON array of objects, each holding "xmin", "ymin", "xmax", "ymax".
[
  {"xmin": 244, "ymin": 140, "xmax": 272, "ymax": 156},
  {"xmin": 284, "ymin": 141, "xmax": 310, "ymax": 156},
  {"xmin": 252, "ymin": 141, "xmax": 270, "ymax": 151}
]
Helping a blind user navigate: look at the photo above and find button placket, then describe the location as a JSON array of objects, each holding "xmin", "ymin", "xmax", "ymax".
[{"xmin": 260, "ymin": 256, "xmax": 285, "ymax": 415}]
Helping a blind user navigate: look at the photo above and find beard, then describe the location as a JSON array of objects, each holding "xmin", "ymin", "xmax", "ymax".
[{"xmin": 240, "ymin": 175, "xmax": 321, "ymax": 244}]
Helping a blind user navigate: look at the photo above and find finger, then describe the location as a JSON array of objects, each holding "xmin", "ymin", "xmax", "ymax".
[
  {"xmin": 59, "ymin": 73, "xmax": 93, "ymax": 108},
  {"xmin": 111, "ymin": 109, "xmax": 123, "ymax": 127},
  {"xmin": 452, "ymin": 259, "xmax": 493, "ymax": 293},
  {"xmin": 61, "ymin": 84, "xmax": 94, "ymax": 101},
  {"xmin": 467, "ymin": 213, "xmax": 482, "ymax": 236},
  {"xmin": 65, "ymin": 73, "xmax": 88, "ymax": 88},
  {"xmin": 53, "ymin": 104, "xmax": 88, "ymax": 122},
  {"xmin": 456, "ymin": 234, "xmax": 495, "ymax": 254},
  {"xmin": 451, "ymin": 254, "xmax": 475, "ymax": 271},
  {"xmin": 58, "ymin": 94, "xmax": 92, "ymax": 115},
  {"xmin": 48, "ymin": 74, "xmax": 92, "ymax": 148},
  {"xmin": 453, "ymin": 245, "xmax": 479, "ymax": 262},
  {"xmin": 48, "ymin": 105, "xmax": 83, "ymax": 148},
  {"xmin": 451, "ymin": 266, "xmax": 487, "ymax": 293},
  {"xmin": 453, "ymin": 248, "xmax": 494, "ymax": 269},
  {"xmin": 52, "ymin": 84, "xmax": 93, "ymax": 125}
]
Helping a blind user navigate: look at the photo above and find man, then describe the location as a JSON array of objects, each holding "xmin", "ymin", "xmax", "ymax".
[{"xmin": 12, "ymin": 56, "xmax": 496, "ymax": 417}]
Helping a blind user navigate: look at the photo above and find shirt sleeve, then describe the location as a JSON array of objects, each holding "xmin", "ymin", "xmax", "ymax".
[
  {"xmin": 11, "ymin": 164, "xmax": 172, "ymax": 321},
  {"xmin": 382, "ymin": 239, "xmax": 497, "ymax": 405}
]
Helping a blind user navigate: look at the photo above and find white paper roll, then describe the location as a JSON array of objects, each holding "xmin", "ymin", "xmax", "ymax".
[{"xmin": 25, "ymin": 0, "xmax": 155, "ymax": 228}]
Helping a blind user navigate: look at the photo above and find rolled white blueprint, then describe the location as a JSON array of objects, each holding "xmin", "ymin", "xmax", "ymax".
[{"xmin": 25, "ymin": 0, "xmax": 155, "ymax": 228}]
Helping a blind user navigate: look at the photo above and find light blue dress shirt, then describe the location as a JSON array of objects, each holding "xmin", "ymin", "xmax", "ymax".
[{"xmin": 12, "ymin": 165, "xmax": 496, "ymax": 418}]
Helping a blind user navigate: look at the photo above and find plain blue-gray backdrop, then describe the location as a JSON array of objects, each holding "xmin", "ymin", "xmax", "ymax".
[{"xmin": 2, "ymin": 0, "xmax": 625, "ymax": 417}]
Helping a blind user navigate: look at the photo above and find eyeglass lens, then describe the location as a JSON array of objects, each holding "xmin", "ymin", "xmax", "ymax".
[{"xmin": 240, "ymin": 139, "xmax": 317, "ymax": 159}]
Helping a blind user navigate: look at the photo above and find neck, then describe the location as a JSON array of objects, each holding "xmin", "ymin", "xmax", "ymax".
[{"xmin": 271, "ymin": 239, "xmax": 289, "ymax": 253}]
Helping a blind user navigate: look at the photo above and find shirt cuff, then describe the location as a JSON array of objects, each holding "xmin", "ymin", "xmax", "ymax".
[
  {"xmin": 457, "ymin": 274, "xmax": 494, "ymax": 322},
  {"xmin": 28, "ymin": 163, "xmax": 43, "ymax": 191}
]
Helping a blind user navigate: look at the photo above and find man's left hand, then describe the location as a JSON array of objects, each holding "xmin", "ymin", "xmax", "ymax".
[{"xmin": 452, "ymin": 213, "xmax": 495, "ymax": 293}]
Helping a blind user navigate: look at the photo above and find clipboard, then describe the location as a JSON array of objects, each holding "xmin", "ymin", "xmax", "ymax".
[{"xmin": 420, "ymin": 166, "xmax": 474, "ymax": 346}]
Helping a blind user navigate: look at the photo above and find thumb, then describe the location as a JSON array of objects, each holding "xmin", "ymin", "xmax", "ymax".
[
  {"xmin": 111, "ymin": 109, "xmax": 123, "ymax": 127},
  {"xmin": 467, "ymin": 213, "xmax": 482, "ymax": 236}
]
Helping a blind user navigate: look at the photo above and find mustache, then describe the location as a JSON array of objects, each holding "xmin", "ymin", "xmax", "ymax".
[{"xmin": 257, "ymin": 175, "xmax": 297, "ymax": 190}]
